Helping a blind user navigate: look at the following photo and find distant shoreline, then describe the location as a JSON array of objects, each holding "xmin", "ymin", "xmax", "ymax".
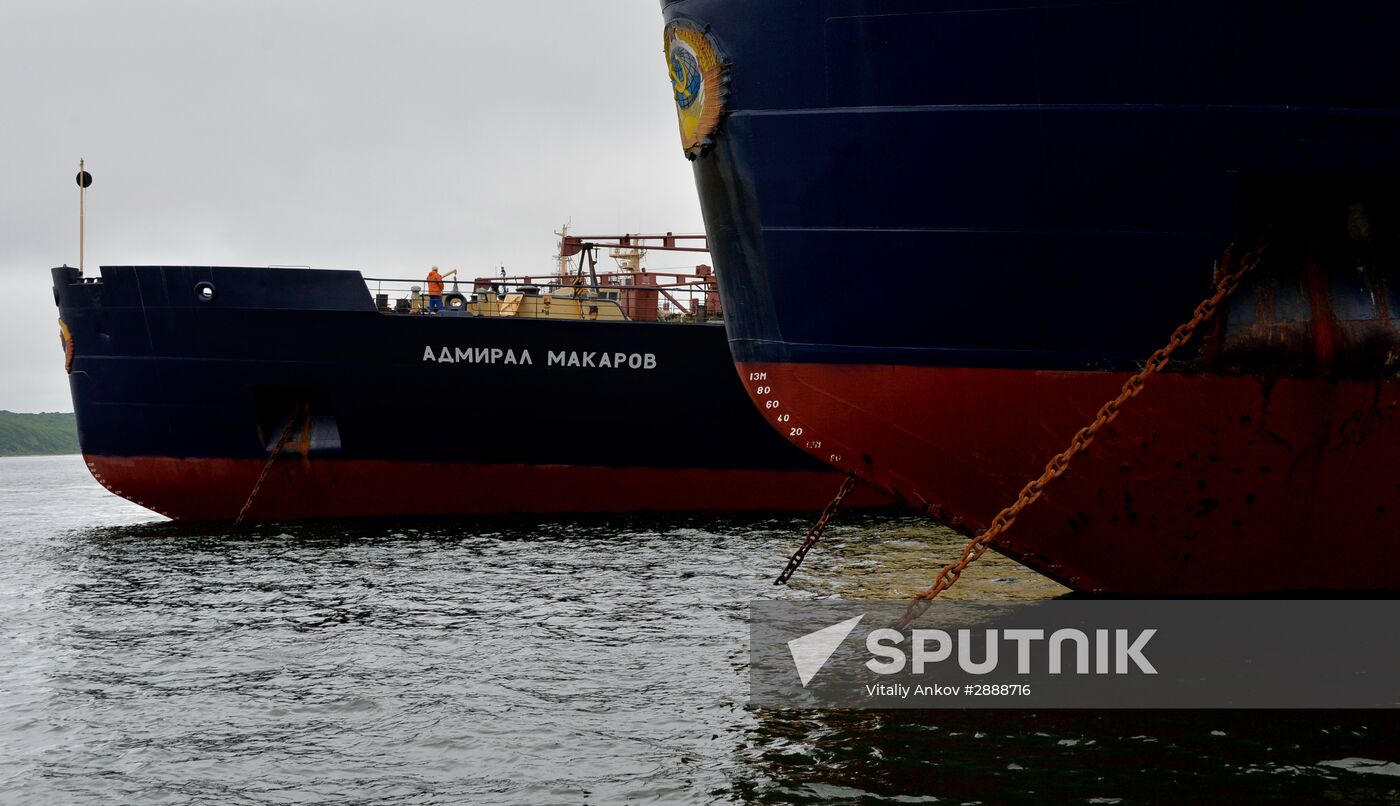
[{"xmin": 0, "ymin": 411, "xmax": 80, "ymax": 457}]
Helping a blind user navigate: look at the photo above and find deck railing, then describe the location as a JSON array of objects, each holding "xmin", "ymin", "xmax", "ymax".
[{"xmin": 362, "ymin": 270, "xmax": 723, "ymax": 323}]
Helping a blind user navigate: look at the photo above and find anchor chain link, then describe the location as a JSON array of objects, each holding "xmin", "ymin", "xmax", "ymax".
[
  {"xmin": 233, "ymin": 412, "xmax": 303, "ymax": 527},
  {"xmin": 894, "ymin": 247, "xmax": 1263, "ymax": 629},
  {"xmin": 774, "ymin": 473, "xmax": 859, "ymax": 585}
]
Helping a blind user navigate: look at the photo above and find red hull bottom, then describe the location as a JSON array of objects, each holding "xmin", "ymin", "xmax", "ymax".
[
  {"xmin": 84, "ymin": 455, "xmax": 887, "ymax": 522},
  {"xmin": 737, "ymin": 362, "xmax": 1399, "ymax": 594}
]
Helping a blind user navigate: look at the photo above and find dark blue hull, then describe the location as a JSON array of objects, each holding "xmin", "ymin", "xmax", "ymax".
[
  {"xmin": 52, "ymin": 265, "xmax": 887, "ymax": 520},
  {"xmin": 666, "ymin": 0, "xmax": 1400, "ymax": 369}
]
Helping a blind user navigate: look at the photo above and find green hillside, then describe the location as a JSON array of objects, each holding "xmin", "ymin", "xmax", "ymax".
[{"xmin": 0, "ymin": 411, "xmax": 80, "ymax": 456}]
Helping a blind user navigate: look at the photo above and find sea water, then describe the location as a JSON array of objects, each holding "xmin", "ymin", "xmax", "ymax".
[{"xmin": 1, "ymin": 455, "xmax": 1395, "ymax": 803}]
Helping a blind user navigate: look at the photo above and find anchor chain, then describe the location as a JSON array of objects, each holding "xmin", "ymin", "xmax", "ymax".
[
  {"xmin": 894, "ymin": 247, "xmax": 1262, "ymax": 629},
  {"xmin": 774, "ymin": 473, "xmax": 859, "ymax": 585},
  {"xmin": 233, "ymin": 412, "xmax": 303, "ymax": 527}
]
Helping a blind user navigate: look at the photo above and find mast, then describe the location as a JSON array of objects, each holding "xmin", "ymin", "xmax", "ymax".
[
  {"xmin": 555, "ymin": 223, "xmax": 573, "ymax": 282},
  {"xmin": 76, "ymin": 159, "xmax": 93, "ymax": 274}
]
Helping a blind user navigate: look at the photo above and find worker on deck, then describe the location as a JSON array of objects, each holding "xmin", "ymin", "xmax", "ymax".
[{"xmin": 426, "ymin": 266, "xmax": 445, "ymax": 313}]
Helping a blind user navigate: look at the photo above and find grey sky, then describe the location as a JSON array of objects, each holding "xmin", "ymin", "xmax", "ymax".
[{"xmin": 0, "ymin": 1, "xmax": 701, "ymax": 412}]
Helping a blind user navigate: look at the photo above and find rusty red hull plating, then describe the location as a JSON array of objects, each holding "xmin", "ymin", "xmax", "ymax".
[
  {"xmin": 739, "ymin": 362, "xmax": 1399, "ymax": 595},
  {"xmin": 85, "ymin": 454, "xmax": 888, "ymax": 522}
]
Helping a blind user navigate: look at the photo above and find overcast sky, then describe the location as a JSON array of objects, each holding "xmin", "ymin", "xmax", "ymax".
[{"xmin": 0, "ymin": 1, "xmax": 702, "ymax": 412}]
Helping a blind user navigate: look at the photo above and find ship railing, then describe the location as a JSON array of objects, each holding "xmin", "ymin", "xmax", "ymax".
[{"xmin": 361, "ymin": 271, "xmax": 724, "ymax": 323}]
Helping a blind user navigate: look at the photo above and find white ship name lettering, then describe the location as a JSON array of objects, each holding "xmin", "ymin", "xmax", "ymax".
[
  {"xmin": 421, "ymin": 346, "xmax": 657, "ymax": 370},
  {"xmin": 421, "ymin": 346, "xmax": 533, "ymax": 365}
]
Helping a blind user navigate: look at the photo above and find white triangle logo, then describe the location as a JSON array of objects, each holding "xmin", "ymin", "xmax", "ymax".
[{"xmin": 787, "ymin": 615, "xmax": 865, "ymax": 687}]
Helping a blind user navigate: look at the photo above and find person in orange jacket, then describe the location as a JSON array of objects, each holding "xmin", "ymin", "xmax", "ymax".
[
  {"xmin": 425, "ymin": 266, "xmax": 444, "ymax": 312},
  {"xmin": 425, "ymin": 266, "xmax": 456, "ymax": 313}
]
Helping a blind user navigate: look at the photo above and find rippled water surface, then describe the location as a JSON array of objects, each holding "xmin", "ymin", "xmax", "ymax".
[{"xmin": 2, "ymin": 455, "xmax": 1397, "ymax": 804}]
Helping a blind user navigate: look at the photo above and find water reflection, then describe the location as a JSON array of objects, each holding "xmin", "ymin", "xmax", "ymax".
[{"xmin": 738, "ymin": 707, "xmax": 1400, "ymax": 804}]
